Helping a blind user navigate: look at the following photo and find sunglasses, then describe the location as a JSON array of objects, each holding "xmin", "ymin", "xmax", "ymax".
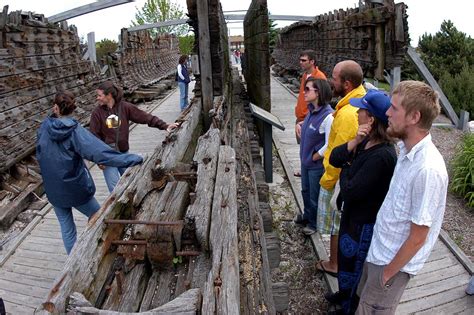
[
  {"xmin": 299, "ymin": 58, "xmax": 309, "ymax": 62},
  {"xmin": 304, "ymin": 87, "xmax": 318, "ymax": 93}
]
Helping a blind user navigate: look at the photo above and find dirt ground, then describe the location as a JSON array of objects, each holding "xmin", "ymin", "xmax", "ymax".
[{"xmin": 269, "ymin": 156, "xmax": 329, "ymax": 314}]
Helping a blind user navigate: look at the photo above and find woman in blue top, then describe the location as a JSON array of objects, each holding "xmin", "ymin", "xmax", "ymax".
[
  {"xmin": 177, "ymin": 55, "xmax": 191, "ymax": 111},
  {"xmin": 296, "ymin": 78, "xmax": 334, "ymax": 235},
  {"xmin": 37, "ymin": 91, "xmax": 143, "ymax": 254}
]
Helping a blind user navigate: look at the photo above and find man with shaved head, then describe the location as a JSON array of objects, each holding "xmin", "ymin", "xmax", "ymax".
[{"xmin": 315, "ymin": 60, "xmax": 366, "ymax": 280}]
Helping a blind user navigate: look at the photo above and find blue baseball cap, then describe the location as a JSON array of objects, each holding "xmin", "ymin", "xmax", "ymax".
[{"xmin": 349, "ymin": 90, "xmax": 391, "ymax": 123}]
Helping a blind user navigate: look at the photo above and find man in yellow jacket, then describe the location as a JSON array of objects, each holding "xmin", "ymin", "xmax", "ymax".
[{"xmin": 315, "ymin": 60, "xmax": 366, "ymax": 277}]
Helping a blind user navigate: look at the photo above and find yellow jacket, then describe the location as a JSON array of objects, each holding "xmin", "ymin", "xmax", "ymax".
[{"xmin": 320, "ymin": 85, "xmax": 366, "ymax": 190}]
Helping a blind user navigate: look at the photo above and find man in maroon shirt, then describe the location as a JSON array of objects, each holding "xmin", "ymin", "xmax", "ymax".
[{"xmin": 90, "ymin": 81, "xmax": 178, "ymax": 192}]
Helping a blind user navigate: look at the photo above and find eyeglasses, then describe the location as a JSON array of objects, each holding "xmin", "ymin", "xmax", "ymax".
[
  {"xmin": 304, "ymin": 87, "xmax": 319, "ymax": 93},
  {"xmin": 299, "ymin": 58, "xmax": 309, "ymax": 62}
]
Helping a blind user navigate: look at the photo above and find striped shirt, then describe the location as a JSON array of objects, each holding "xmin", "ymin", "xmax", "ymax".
[{"xmin": 366, "ymin": 134, "xmax": 448, "ymax": 275}]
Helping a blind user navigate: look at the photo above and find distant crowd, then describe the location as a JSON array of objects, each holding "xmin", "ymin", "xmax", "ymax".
[{"xmin": 291, "ymin": 49, "xmax": 449, "ymax": 314}]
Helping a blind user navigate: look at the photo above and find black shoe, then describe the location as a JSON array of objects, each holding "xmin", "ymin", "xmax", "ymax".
[
  {"xmin": 293, "ymin": 214, "xmax": 308, "ymax": 226},
  {"xmin": 325, "ymin": 291, "xmax": 343, "ymax": 305}
]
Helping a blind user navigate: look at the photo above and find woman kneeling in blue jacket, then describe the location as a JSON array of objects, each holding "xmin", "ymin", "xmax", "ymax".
[{"xmin": 37, "ymin": 91, "xmax": 143, "ymax": 254}]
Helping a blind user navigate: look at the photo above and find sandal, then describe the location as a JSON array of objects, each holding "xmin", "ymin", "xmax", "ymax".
[{"xmin": 315, "ymin": 260, "xmax": 338, "ymax": 277}]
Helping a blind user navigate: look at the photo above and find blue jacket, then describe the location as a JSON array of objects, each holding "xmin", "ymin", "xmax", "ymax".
[{"xmin": 37, "ymin": 116, "xmax": 143, "ymax": 208}]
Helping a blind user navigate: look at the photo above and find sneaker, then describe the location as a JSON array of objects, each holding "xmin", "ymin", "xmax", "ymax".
[
  {"xmin": 303, "ymin": 226, "xmax": 316, "ymax": 235},
  {"xmin": 466, "ymin": 276, "xmax": 474, "ymax": 295},
  {"xmin": 294, "ymin": 214, "xmax": 307, "ymax": 226},
  {"xmin": 324, "ymin": 291, "xmax": 343, "ymax": 305}
]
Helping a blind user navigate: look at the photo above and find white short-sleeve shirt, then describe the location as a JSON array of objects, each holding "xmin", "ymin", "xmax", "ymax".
[{"xmin": 366, "ymin": 134, "xmax": 448, "ymax": 275}]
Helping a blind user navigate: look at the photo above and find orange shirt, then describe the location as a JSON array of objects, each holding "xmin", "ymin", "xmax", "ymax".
[{"xmin": 295, "ymin": 67, "xmax": 327, "ymax": 122}]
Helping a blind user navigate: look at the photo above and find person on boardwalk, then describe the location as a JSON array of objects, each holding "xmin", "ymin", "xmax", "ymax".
[
  {"xmin": 177, "ymin": 54, "xmax": 191, "ymax": 110},
  {"xmin": 37, "ymin": 91, "xmax": 143, "ymax": 254},
  {"xmin": 297, "ymin": 78, "xmax": 334, "ymax": 236},
  {"xmin": 90, "ymin": 81, "xmax": 178, "ymax": 193},
  {"xmin": 355, "ymin": 81, "xmax": 448, "ymax": 314},
  {"xmin": 294, "ymin": 50, "xmax": 327, "ymax": 146},
  {"xmin": 327, "ymin": 90, "xmax": 397, "ymax": 314},
  {"xmin": 292, "ymin": 50, "xmax": 327, "ymax": 178},
  {"xmin": 315, "ymin": 60, "xmax": 366, "ymax": 277}
]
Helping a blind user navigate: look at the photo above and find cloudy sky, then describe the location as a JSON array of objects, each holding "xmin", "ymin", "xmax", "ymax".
[{"xmin": 6, "ymin": 0, "xmax": 474, "ymax": 46}]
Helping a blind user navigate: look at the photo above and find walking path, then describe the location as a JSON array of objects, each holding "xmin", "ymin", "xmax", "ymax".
[
  {"xmin": 0, "ymin": 88, "xmax": 184, "ymax": 314},
  {"xmin": 270, "ymin": 75, "xmax": 474, "ymax": 314}
]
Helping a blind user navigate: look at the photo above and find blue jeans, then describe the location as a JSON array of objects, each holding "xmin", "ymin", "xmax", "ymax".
[
  {"xmin": 178, "ymin": 81, "xmax": 189, "ymax": 110},
  {"xmin": 53, "ymin": 197, "xmax": 100, "ymax": 254},
  {"xmin": 103, "ymin": 165, "xmax": 127, "ymax": 193},
  {"xmin": 301, "ymin": 166, "xmax": 324, "ymax": 230}
]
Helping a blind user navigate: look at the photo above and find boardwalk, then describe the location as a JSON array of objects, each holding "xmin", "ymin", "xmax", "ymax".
[
  {"xmin": 270, "ymin": 75, "xmax": 474, "ymax": 314},
  {"xmin": 0, "ymin": 87, "xmax": 184, "ymax": 314}
]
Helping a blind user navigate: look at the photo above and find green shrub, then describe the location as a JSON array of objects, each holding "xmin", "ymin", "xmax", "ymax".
[
  {"xmin": 450, "ymin": 133, "xmax": 474, "ymax": 208},
  {"xmin": 439, "ymin": 64, "xmax": 474, "ymax": 118}
]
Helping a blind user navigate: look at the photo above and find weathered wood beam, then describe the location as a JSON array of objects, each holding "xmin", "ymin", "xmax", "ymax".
[
  {"xmin": 185, "ymin": 127, "xmax": 220, "ymax": 251},
  {"xmin": 197, "ymin": 0, "xmax": 213, "ymax": 130},
  {"xmin": 67, "ymin": 289, "xmax": 201, "ymax": 314},
  {"xmin": 47, "ymin": 0, "xmax": 134, "ymax": 23},
  {"xmin": 201, "ymin": 145, "xmax": 240, "ymax": 314}
]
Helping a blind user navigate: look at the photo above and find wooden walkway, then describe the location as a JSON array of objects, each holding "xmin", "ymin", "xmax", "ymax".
[
  {"xmin": 270, "ymin": 75, "xmax": 474, "ymax": 314},
  {"xmin": 0, "ymin": 88, "xmax": 184, "ymax": 314}
]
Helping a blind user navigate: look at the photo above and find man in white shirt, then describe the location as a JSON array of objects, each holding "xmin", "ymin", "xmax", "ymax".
[{"xmin": 356, "ymin": 81, "xmax": 448, "ymax": 314}]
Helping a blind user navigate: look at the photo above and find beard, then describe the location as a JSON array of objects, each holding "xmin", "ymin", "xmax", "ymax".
[
  {"xmin": 332, "ymin": 84, "xmax": 344, "ymax": 98},
  {"xmin": 387, "ymin": 124, "xmax": 406, "ymax": 140}
]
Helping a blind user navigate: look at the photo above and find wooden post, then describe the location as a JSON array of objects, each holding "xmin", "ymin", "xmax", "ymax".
[
  {"xmin": 87, "ymin": 32, "xmax": 97, "ymax": 63},
  {"xmin": 458, "ymin": 110, "xmax": 470, "ymax": 131},
  {"xmin": 374, "ymin": 24, "xmax": 385, "ymax": 80},
  {"xmin": 197, "ymin": 0, "xmax": 213, "ymax": 130},
  {"xmin": 390, "ymin": 66, "xmax": 401, "ymax": 93}
]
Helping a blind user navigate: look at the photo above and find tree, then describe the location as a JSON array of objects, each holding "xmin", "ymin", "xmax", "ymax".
[
  {"xmin": 131, "ymin": 0, "xmax": 188, "ymax": 37},
  {"xmin": 179, "ymin": 35, "xmax": 195, "ymax": 56},
  {"xmin": 268, "ymin": 13, "xmax": 279, "ymax": 54},
  {"xmin": 95, "ymin": 39, "xmax": 118, "ymax": 65},
  {"xmin": 417, "ymin": 20, "xmax": 474, "ymax": 79}
]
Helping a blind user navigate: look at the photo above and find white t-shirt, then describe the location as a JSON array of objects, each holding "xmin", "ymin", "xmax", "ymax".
[
  {"xmin": 366, "ymin": 134, "xmax": 448, "ymax": 275},
  {"xmin": 317, "ymin": 114, "xmax": 334, "ymax": 156}
]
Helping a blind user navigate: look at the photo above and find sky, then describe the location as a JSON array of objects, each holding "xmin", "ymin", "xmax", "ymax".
[{"xmin": 5, "ymin": 0, "xmax": 474, "ymax": 46}]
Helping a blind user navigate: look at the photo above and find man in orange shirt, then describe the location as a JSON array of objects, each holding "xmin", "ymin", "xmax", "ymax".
[{"xmin": 294, "ymin": 50, "xmax": 327, "ymax": 177}]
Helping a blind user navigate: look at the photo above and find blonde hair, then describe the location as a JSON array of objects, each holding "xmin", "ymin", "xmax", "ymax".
[{"xmin": 392, "ymin": 81, "xmax": 440, "ymax": 130}]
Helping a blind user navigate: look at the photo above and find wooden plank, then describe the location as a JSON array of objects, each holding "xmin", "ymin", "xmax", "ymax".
[
  {"xmin": 396, "ymin": 283, "xmax": 471, "ymax": 314},
  {"xmin": 0, "ymin": 278, "xmax": 50, "ymax": 298},
  {"xmin": 201, "ymin": 145, "xmax": 240, "ymax": 314},
  {"xmin": 197, "ymin": 0, "xmax": 213, "ymax": 129},
  {"xmin": 416, "ymin": 255, "xmax": 458, "ymax": 275},
  {"xmin": 2, "ymin": 300, "xmax": 35, "ymax": 315},
  {"xmin": 415, "ymin": 295, "xmax": 474, "ymax": 314},
  {"xmin": 0, "ymin": 288, "xmax": 44, "ymax": 307},
  {"xmin": 405, "ymin": 264, "xmax": 466, "ymax": 289},
  {"xmin": 3, "ymin": 262, "xmax": 60, "ymax": 280},
  {"xmin": 11, "ymin": 248, "xmax": 67, "ymax": 264},
  {"xmin": 400, "ymin": 273, "xmax": 470, "ymax": 303},
  {"xmin": 0, "ymin": 270, "xmax": 52, "ymax": 289},
  {"xmin": 7, "ymin": 255, "xmax": 65, "ymax": 271},
  {"xmin": 185, "ymin": 127, "xmax": 220, "ymax": 251},
  {"xmin": 439, "ymin": 229, "xmax": 474, "ymax": 274},
  {"xmin": 20, "ymin": 241, "xmax": 66, "ymax": 254}
]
